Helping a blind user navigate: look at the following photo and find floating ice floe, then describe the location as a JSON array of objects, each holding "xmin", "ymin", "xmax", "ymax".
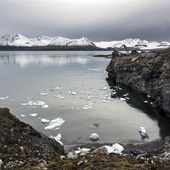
[
  {"xmin": 88, "ymin": 68, "xmax": 101, "ymax": 71},
  {"xmin": 83, "ymin": 105, "xmax": 92, "ymax": 110},
  {"xmin": 50, "ymin": 133, "xmax": 63, "ymax": 145},
  {"xmin": 139, "ymin": 127, "xmax": 149, "ymax": 139},
  {"xmin": 41, "ymin": 104, "xmax": 49, "ymax": 109},
  {"xmin": 29, "ymin": 113, "xmax": 38, "ymax": 117},
  {"xmin": 99, "ymin": 86, "xmax": 107, "ymax": 90},
  {"xmin": 119, "ymin": 98, "xmax": 126, "ymax": 101},
  {"xmin": 39, "ymin": 118, "xmax": 50, "ymax": 123},
  {"xmin": 144, "ymin": 100, "xmax": 149, "ymax": 103},
  {"xmin": 55, "ymin": 86, "xmax": 62, "ymax": 90},
  {"xmin": 33, "ymin": 101, "xmax": 45, "ymax": 106},
  {"xmin": 123, "ymin": 93, "xmax": 129, "ymax": 97},
  {"xmin": 0, "ymin": 96, "xmax": 9, "ymax": 100},
  {"xmin": 21, "ymin": 114, "xmax": 26, "ymax": 117},
  {"xmin": 71, "ymin": 91, "xmax": 77, "ymax": 95},
  {"xmin": 89, "ymin": 133, "xmax": 99, "ymax": 141},
  {"xmin": 102, "ymin": 99, "xmax": 111, "ymax": 103},
  {"xmin": 112, "ymin": 91, "xmax": 117, "ymax": 95},
  {"xmin": 57, "ymin": 95, "xmax": 64, "ymax": 99},
  {"xmin": 44, "ymin": 118, "xmax": 65, "ymax": 130},
  {"xmin": 21, "ymin": 100, "xmax": 33, "ymax": 106},
  {"xmin": 38, "ymin": 92, "xmax": 48, "ymax": 96}
]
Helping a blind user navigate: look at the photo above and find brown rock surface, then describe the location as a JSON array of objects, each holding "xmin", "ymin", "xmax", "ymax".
[{"xmin": 0, "ymin": 108, "xmax": 64, "ymax": 169}]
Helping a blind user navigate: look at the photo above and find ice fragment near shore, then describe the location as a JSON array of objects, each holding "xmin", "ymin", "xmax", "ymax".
[
  {"xmin": 50, "ymin": 133, "xmax": 63, "ymax": 145},
  {"xmin": 94, "ymin": 143, "xmax": 124, "ymax": 155},
  {"xmin": 44, "ymin": 118, "xmax": 65, "ymax": 130},
  {"xmin": 89, "ymin": 133, "xmax": 99, "ymax": 141}
]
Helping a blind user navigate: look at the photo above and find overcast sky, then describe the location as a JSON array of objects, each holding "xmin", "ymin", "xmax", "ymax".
[{"xmin": 0, "ymin": 0, "xmax": 170, "ymax": 41}]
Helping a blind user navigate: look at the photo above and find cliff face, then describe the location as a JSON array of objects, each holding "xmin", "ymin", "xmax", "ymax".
[{"xmin": 106, "ymin": 49, "xmax": 170, "ymax": 115}]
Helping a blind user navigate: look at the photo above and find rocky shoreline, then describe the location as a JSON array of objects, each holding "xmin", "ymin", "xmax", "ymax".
[
  {"xmin": 1, "ymin": 108, "xmax": 170, "ymax": 169},
  {"xmin": 106, "ymin": 48, "xmax": 170, "ymax": 116}
]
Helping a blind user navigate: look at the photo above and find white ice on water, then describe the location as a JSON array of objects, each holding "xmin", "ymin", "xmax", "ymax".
[
  {"xmin": 44, "ymin": 118, "xmax": 65, "ymax": 130},
  {"xmin": 40, "ymin": 118, "xmax": 50, "ymax": 123},
  {"xmin": 50, "ymin": 133, "xmax": 63, "ymax": 145},
  {"xmin": 38, "ymin": 92, "xmax": 48, "ymax": 96},
  {"xmin": 0, "ymin": 96, "xmax": 9, "ymax": 100},
  {"xmin": 29, "ymin": 113, "xmax": 38, "ymax": 117}
]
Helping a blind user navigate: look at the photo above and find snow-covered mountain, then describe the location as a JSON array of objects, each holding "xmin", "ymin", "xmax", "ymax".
[
  {"xmin": 94, "ymin": 38, "xmax": 170, "ymax": 50},
  {"xmin": 0, "ymin": 34, "xmax": 96, "ymax": 48},
  {"xmin": 0, "ymin": 34, "xmax": 169, "ymax": 50}
]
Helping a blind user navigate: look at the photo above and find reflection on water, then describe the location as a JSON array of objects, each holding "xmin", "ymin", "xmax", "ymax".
[
  {"xmin": 0, "ymin": 51, "xmax": 90, "ymax": 67},
  {"xmin": 107, "ymin": 78, "xmax": 170, "ymax": 139},
  {"xmin": 0, "ymin": 51, "xmax": 170, "ymax": 145}
]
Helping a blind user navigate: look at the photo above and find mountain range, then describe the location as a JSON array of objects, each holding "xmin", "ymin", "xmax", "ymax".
[{"xmin": 0, "ymin": 34, "xmax": 169, "ymax": 51}]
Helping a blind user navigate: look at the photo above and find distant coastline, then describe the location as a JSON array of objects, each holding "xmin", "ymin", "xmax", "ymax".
[{"xmin": 0, "ymin": 45, "xmax": 107, "ymax": 51}]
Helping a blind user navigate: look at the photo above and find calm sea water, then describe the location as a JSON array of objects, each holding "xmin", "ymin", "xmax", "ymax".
[{"xmin": 0, "ymin": 51, "xmax": 170, "ymax": 145}]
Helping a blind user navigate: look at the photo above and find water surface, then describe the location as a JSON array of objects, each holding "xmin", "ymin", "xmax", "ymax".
[{"xmin": 0, "ymin": 51, "xmax": 170, "ymax": 145}]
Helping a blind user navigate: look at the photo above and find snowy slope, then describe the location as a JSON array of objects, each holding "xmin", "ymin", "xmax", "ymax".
[
  {"xmin": 0, "ymin": 34, "xmax": 96, "ymax": 47},
  {"xmin": 0, "ymin": 34, "xmax": 169, "ymax": 50},
  {"xmin": 94, "ymin": 38, "xmax": 170, "ymax": 50}
]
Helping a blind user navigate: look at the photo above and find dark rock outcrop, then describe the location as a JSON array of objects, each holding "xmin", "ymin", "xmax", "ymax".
[
  {"xmin": 0, "ymin": 108, "xmax": 64, "ymax": 169},
  {"xmin": 106, "ymin": 49, "xmax": 170, "ymax": 115}
]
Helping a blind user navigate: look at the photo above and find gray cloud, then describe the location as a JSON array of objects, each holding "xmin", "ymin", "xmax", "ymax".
[{"xmin": 0, "ymin": 0, "xmax": 170, "ymax": 41}]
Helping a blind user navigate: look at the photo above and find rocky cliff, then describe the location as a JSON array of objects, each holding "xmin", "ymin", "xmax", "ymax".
[{"xmin": 106, "ymin": 49, "xmax": 170, "ymax": 116}]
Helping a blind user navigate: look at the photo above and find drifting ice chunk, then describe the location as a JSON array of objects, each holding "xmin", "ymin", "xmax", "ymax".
[
  {"xmin": 71, "ymin": 91, "xmax": 77, "ymax": 95},
  {"xmin": 89, "ymin": 133, "xmax": 99, "ymax": 141},
  {"xmin": 21, "ymin": 100, "xmax": 33, "ymax": 106},
  {"xmin": 57, "ymin": 95, "xmax": 64, "ymax": 99},
  {"xmin": 123, "ymin": 93, "xmax": 129, "ymax": 97},
  {"xmin": 39, "ymin": 92, "xmax": 48, "ymax": 96},
  {"xmin": 44, "ymin": 118, "xmax": 65, "ymax": 130},
  {"xmin": 102, "ymin": 99, "xmax": 110, "ymax": 103},
  {"xmin": 83, "ymin": 104, "xmax": 92, "ymax": 110},
  {"xmin": 41, "ymin": 104, "xmax": 49, "ymax": 109},
  {"xmin": 40, "ymin": 118, "xmax": 50, "ymax": 123},
  {"xmin": 55, "ymin": 86, "xmax": 62, "ymax": 90},
  {"xmin": 33, "ymin": 101, "xmax": 45, "ymax": 106},
  {"xmin": 120, "ymin": 98, "xmax": 126, "ymax": 101},
  {"xmin": 139, "ymin": 127, "xmax": 149, "ymax": 139},
  {"xmin": 21, "ymin": 114, "xmax": 26, "ymax": 117},
  {"xmin": 50, "ymin": 133, "xmax": 63, "ymax": 145},
  {"xmin": 0, "ymin": 96, "xmax": 9, "ymax": 100},
  {"xmin": 29, "ymin": 113, "xmax": 38, "ymax": 117}
]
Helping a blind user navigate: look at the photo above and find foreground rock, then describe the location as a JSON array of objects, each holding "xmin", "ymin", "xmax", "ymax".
[
  {"xmin": 1, "ymin": 108, "xmax": 170, "ymax": 169},
  {"xmin": 0, "ymin": 108, "xmax": 64, "ymax": 169},
  {"xmin": 106, "ymin": 49, "xmax": 170, "ymax": 116}
]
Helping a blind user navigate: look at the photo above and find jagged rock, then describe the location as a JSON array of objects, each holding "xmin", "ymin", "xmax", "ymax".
[
  {"xmin": 106, "ymin": 48, "xmax": 170, "ymax": 115},
  {"xmin": 0, "ymin": 108, "xmax": 64, "ymax": 169}
]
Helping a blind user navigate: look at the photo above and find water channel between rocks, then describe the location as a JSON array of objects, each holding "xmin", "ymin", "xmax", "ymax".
[{"xmin": 0, "ymin": 51, "xmax": 170, "ymax": 146}]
